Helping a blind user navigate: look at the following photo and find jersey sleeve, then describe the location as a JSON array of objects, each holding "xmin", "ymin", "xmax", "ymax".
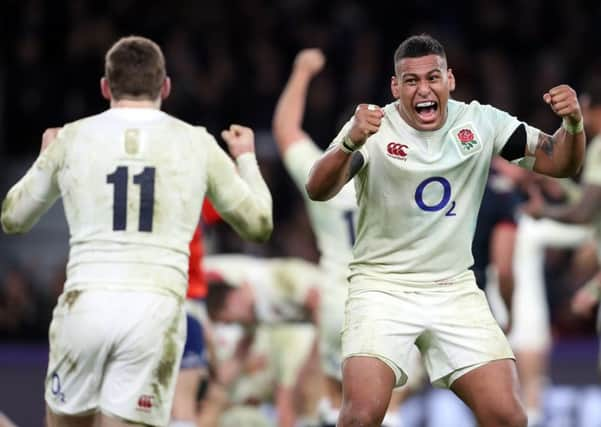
[
  {"xmin": 204, "ymin": 133, "xmax": 273, "ymax": 242},
  {"xmin": 485, "ymin": 104, "xmax": 539, "ymax": 170},
  {"xmin": 582, "ymin": 136, "xmax": 601, "ymax": 186},
  {"xmin": 1, "ymin": 129, "xmax": 65, "ymax": 234},
  {"xmin": 282, "ymin": 138, "xmax": 323, "ymax": 193}
]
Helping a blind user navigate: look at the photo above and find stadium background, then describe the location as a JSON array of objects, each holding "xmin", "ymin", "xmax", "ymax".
[{"xmin": 1, "ymin": 0, "xmax": 601, "ymax": 425}]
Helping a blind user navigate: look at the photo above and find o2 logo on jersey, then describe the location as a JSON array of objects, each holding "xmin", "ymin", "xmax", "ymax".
[
  {"xmin": 386, "ymin": 142, "xmax": 409, "ymax": 160},
  {"xmin": 415, "ymin": 177, "xmax": 456, "ymax": 217}
]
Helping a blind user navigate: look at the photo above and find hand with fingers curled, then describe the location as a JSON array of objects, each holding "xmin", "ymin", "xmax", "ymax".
[
  {"xmin": 542, "ymin": 85, "xmax": 583, "ymax": 134},
  {"xmin": 344, "ymin": 104, "xmax": 384, "ymax": 152},
  {"xmin": 221, "ymin": 124, "xmax": 255, "ymax": 158},
  {"xmin": 293, "ymin": 48, "xmax": 326, "ymax": 77}
]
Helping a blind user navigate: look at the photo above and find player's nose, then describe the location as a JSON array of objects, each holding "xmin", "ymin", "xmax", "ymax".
[{"xmin": 417, "ymin": 80, "xmax": 431, "ymax": 95}]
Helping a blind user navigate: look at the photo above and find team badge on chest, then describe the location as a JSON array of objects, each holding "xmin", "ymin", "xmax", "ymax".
[{"xmin": 451, "ymin": 124, "xmax": 482, "ymax": 156}]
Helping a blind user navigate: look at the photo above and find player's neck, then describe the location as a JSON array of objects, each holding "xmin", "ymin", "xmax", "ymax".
[{"xmin": 110, "ymin": 99, "xmax": 161, "ymax": 109}]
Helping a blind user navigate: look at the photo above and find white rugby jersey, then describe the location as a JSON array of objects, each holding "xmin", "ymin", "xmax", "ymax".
[
  {"xmin": 204, "ymin": 254, "xmax": 323, "ymax": 323},
  {"xmin": 1, "ymin": 108, "xmax": 272, "ymax": 297},
  {"xmin": 283, "ymin": 139, "xmax": 357, "ymax": 282},
  {"xmin": 332, "ymin": 100, "xmax": 539, "ymax": 284}
]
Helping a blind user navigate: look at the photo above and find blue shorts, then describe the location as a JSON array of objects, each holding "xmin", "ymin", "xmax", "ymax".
[{"xmin": 180, "ymin": 300, "xmax": 208, "ymax": 370}]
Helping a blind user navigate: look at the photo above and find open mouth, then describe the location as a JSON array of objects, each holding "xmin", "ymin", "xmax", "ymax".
[{"xmin": 414, "ymin": 100, "xmax": 438, "ymax": 122}]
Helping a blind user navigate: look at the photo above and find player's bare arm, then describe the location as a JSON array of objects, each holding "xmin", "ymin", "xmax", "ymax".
[
  {"xmin": 303, "ymin": 286, "xmax": 321, "ymax": 324},
  {"xmin": 306, "ymin": 104, "xmax": 383, "ymax": 201},
  {"xmin": 272, "ymin": 49, "xmax": 325, "ymax": 153},
  {"xmin": 523, "ymin": 182, "xmax": 601, "ymax": 224},
  {"xmin": 530, "ymin": 85, "xmax": 586, "ymax": 177},
  {"xmin": 571, "ymin": 272, "xmax": 601, "ymax": 318}
]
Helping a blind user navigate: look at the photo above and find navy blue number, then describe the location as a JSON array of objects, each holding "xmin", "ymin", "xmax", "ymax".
[
  {"xmin": 106, "ymin": 166, "xmax": 156, "ymax": 231},
  {"xmin": 133, "ymin": 167, "xmax": 155, "ymax": 232},
  {"xmin": 414, "ymin": 176, "xmax": 456, "ymax": 216},
  {"xmin": 343, "ymin": 209, "xmax": 356, "ymax": 246},
  {"xmin": 106, "ymin": 166, "xmax": 128, "ymax": 230}
]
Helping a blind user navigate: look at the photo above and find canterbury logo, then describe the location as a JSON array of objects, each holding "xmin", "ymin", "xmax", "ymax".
[
  {"xmin": 387, "ymin": 142, "xmax": 408, "ymax": 158},
  {"xmin": 137, "ymin": 395, "xmax": 154, "ymax": 410}
]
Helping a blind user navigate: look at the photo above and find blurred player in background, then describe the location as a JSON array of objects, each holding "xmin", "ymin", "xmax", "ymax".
[
  {"xmin": 510, "ymin": 174, "xmax": 593, "ymax": 427},
  {"xmin": 524, "ymin": 81, "xmax": 601, "ymax": 378},
  {"xmin": 203, "ymin": 254, "xmax": 322, "ymax": 427},
  {"xmin": 205, "ymin": 320, "xmax": 316, "ymax": 427},
  {"xmin": 1, "ymin": 36, "xmax": 273, "ymax": 427},
  {"xmin": 471, "ymin": 157, "xmax": 522, "ymax": 326},
  {"xmin": 306, "ymin": 34, "xmax": 585, "ymax": 427},
  {"xmin": 272, "ymin": 48, "xmax": 405, "ymax": 427},
  {"xmin": 171, "ymin": 224, "xmax": 210, "ymax": 427},
  {"xmin": 509, "ymin": 83, "xmax": 601, "ymax": 426}
]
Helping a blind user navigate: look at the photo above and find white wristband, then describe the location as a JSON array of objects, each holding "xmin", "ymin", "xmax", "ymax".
[{"xmin": 339, "ymin": 135, "xmax": 359, "ymax": 154}]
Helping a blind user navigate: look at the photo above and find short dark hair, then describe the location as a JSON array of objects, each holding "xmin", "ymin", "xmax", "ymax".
[
  {"xmin": 104, "ymin": 35, "xmax": 166, "ymax": 101},
  {"xmin": 394, "ymin": 34, "xmax": 446, "ymax": 66},
  {"xmin": 205, "ymin": 279, "xmax": 236, "ymax": 321}
]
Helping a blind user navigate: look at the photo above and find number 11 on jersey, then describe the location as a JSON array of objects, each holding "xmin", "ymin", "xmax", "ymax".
[{"xmin": 106, "ymin": 166, "xmax": 156, "ymax": 232}]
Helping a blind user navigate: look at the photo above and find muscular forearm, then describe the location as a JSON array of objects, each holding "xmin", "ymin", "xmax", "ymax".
[
  {"xmin": 272, "ymin": 69, "xmax": 311, "ymax": 151},
  {"xmin": 551, "ymin": 126, "xmax": 585, "ymax": 176},
  {"xmin": 540, "ymin": 202, "xmax": 592, "ymax": 224},
  {"xmin": 306, "ymin": 148, "xmax": 355, "ymax": 201},
  {"xmin": 534, "ymin": 126, "xmax": 585, "ymax": 178}
]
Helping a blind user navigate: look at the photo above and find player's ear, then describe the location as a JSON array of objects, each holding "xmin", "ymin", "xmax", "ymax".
[
  {"xmin": 160, "ymin": 77, "xmax": 171, "ymax": 100},
  {"xmin": 447, "ymin": 68, "xmax": 456, "ymax": 92},
  {"xmin": 100, "ymin": 77, "xmax": 112, "ymax": 100},
  {"xmin": 391, "ymin": 75, "xmax": 400, "ymax": 99}
]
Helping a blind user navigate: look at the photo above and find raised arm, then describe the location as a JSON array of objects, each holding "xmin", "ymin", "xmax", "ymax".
[
  {"xmin": 206, "ymin": 125, "xmax": 273, "ymax": 242},
  {"xmin": 530, "ymin": 85, "xmax": 585, "ymax": 177},
  {"xmin": 272, "ymin": 49, "xmax": 325, "ymax": 154},
  {"xmin": 524, "ymin": 182, "xmax": 601, "ymax": 224},
  {"xmin": 306, "ymin": 104, "xmax": 383, "ymax": 201},
  {"xmin": 1, "ymin": 128, "xmax": 63, "ymax": 234}
]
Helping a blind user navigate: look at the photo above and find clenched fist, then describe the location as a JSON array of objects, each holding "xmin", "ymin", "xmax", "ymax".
[
  {"xmin": 543, "ymin": 85, "xmax": 582, "ymax": 125},
  {"xmin": 347, "ymin": 104, "xmax": 384, "ymax": 146},
  {"xmin": 221, "ymin": 124, "xmax": 255, "ymax": 158},
  {"xmin": 293, "ymin": 48, "xmax": 326, "ymax": 77}
]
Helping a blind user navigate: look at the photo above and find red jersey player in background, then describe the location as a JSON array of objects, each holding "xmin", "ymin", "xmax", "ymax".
[{"xmin": 170, "ymin": 200, "xmax": 221, "ymax": 427}]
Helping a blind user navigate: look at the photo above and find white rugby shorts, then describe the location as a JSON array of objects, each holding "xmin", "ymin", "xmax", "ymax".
[
  {"xmin": 45, "ymin": 289, "xmax": 185, "ymax": 426},
  {"xmin": 342, "ymin": 271, "xmax": 514, "ymax": 388}
]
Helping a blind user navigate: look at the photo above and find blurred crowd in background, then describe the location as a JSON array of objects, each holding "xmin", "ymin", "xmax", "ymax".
[{"xmin": 1, "ymin": 0, "xmax": 601, "ymax": 343}]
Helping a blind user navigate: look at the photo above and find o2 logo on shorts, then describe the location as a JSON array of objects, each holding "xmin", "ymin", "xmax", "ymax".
[
  {"xmin": 51, "ymin": 372, "xmax": 66, "ymax": 403},
  {"xmin": 137, "ymin": 394, "xmax": 154, "ymax": 412},
  {"xmin": 415, "ymin": 177, "xmax": 456, "ymax": 217},
  {"xmin": 386, "ymin": 142, "xmax": 409, "ymax": 159}
]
